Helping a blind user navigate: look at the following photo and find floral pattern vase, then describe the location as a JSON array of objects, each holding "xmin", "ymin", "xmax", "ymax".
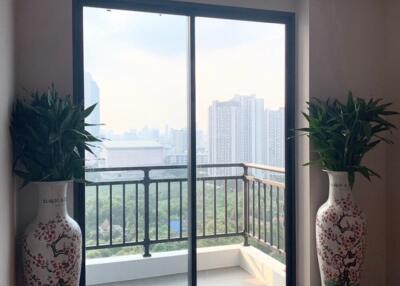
[
  {"xmin": 22, "ymin": 181, "xmax": 82, "ymax": 286},
  {"xmin": 316, "ymin": 171, "xmax": 367, "ymax": 286}
]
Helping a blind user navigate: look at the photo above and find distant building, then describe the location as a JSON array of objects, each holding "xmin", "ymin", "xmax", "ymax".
[
  {"xmin": 265, "ymin": 108, "xmax": 285, "ymax": 168},
  {"xmin": 84, "ymin": 72, "xmax": 100, "ymax": 138},
  {"xmin": 208, "ymin": 95, "xmax": 265, "ymax": 175},
  {"xmin": 84, "ymin": 73, "xmax": 102, "ymax": 167},
  {"xmin": 165, "ymin": 153, "xmax": 208, "ymax": 165},
  {"xmin": 165, "ymin": 154, "xmax": 187, "ymax": 165},
  {"xmin": 169, "ymin": 128, "xmax": 187, "ymax": 154},
  {"xmin": 208, "ymin": 100, "xmax": 239, "ymax": 175},
  {"xmin": 104, "ymin": 140, "xmax": 164, "ymax": 167},
  {"xmin": 208, "ymin": 95, "xmax": 285, "ymax": 178},
  {"xmin": 231, "ymin": 95, "xmax": 264, "ymax": 165},
  {"xmin": 138, "ymin": 126, "xmax": 160, "ymax": 141}
]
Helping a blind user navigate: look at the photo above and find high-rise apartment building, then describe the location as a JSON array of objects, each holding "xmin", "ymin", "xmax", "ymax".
[
  {"xmin": 208, "ymin": 95, "xmax": 265, "ymax": 175},
  {"xmin": 231, "ymin": 95, "xmax": 264, "ymax": 165},
  {"xmin": 209, "ymin": 95, "xmax": 284, "ymax": 177},
  {"xmin": 265, "ymin": 107, "xmax": 285, "ymax": 168},
  {"xmin": 208, "ymin": 100, "xmax": 239, "ymax": 175}
]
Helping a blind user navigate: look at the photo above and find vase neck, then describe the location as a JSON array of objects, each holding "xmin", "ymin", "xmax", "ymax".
[
  {"xmin": 326, "ymin": 171, "xmax": 353, "ymax": 205},
  {"xmin": 35, "ymin": 182, "xmax": 69, "ymax": 220}
]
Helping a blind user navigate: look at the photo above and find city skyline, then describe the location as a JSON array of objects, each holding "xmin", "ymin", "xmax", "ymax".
[
  {"xmin": 85, "ymin": 72, "xmax": 284, "ymax": 138},
  {"xmin": 85, "ymin": 83, "xmax": 285, "ymax": 170}
]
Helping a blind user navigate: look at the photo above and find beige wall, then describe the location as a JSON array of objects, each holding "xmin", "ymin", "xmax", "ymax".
[
  {"xmin": 14, "ymin": 1, "xmax": 73, "ymax": 283},
  {"xmin": 13, "ymin": 0, "xmax": 400, "ymax": 286},
  {"xmin": 308, "ymin": 0, "xmax": 388, "ymax": 285},
  {"xmin": 13, "ymin": 0, "xmax": 297, "ymax": 283},
  {"xmin": 385, "ymin": 0, "xmax": 400, "ymax": 285},
  {"xmin": 14, "ymin": 0, "xmax": 73, "ymax": 94},
  {"xmin": 14, "ymin": 0, "xmax": 73, "ymax": 234},
  {"xmin": 0, "ymin": 0, "xmax": 15, "ymax": 285}
]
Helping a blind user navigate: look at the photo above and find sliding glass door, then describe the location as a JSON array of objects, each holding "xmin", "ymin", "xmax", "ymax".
[
  {"xmin": 83, "ymin": 7, "xmax": 189, "ymax": 285},
  {"xmin": 195, "ymin": 17, "xmax": 286, "ymax": 285},
  {"xmin": 74, "ymin": 1, "xmax": 295, "ymax": 285}
]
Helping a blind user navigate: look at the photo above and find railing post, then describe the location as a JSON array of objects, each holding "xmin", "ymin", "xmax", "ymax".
[
  {"xmin": 143, "ymin": 168, "xmax": 151, "ymax": 257},
  {"xmin": 243, "ymin": 164, "xmax": 250, "ymax": 246}
]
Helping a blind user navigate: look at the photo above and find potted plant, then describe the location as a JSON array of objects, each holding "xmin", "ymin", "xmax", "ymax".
[
  {"xmin": 11, "ymin": 85, "xmax": 101, "ymax": 285},
  {"xmin": 300, "ymin": 93, "xmax": 397, "ymax": 286}
]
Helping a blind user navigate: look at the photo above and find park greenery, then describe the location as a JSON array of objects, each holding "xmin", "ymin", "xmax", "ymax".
[{"xmin": 85, "ymin": 171, "xmax": 286, "ymax": 263}]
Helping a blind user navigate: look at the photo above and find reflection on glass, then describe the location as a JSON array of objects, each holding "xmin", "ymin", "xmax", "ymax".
[{"xmin": 196, "ymin": 17, "xmax": 286, "ymax": 285}]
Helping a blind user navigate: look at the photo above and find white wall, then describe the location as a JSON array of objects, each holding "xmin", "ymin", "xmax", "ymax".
[
  {"xmin": 0, "ymin": 0, "xmax": 15, "ymax": 285},
  {"xmin": 86, "ymin": 245, "xmax": 285, "ymax": 286}
]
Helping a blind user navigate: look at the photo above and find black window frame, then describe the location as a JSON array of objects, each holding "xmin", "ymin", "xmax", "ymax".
[{"xmin": 73, "ymin": 1, "xmax": 296, "ymax": 285}]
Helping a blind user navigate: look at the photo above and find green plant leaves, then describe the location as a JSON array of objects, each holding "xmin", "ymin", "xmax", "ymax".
[
  {"xmin": 10, "ymin": 84, "xmax": 102, "ymax": 185},
  {"xmin": 300, "ymin": 92, "xmax": 398, "ymax": 187}
]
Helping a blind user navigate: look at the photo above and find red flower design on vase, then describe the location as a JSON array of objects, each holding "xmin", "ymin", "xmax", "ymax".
[
  {"xmin": 316, "ymin": 172, "xmax": 366, "ymax": 286},
  {"xmin": 22, "ymin": 182, "xmax": 82, "ymax": 286}
]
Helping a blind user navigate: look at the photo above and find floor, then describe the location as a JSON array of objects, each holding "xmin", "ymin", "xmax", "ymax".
[{"xmin": 95, "ymin": 267, "xmax": 264, "ymax": 286}]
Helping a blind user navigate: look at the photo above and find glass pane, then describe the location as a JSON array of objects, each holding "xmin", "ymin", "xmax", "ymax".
[
  {"xmin": 83, "ymin": 7, "xmax": 189, "ymax": 285},
  {"xmin": 195, "ymin": 17, "xmax": 286, "ymax": 285}
]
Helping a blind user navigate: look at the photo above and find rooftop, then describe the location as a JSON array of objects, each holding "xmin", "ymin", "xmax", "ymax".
[{"xmin": 103, "ymin": 140, "xmax": 163, "ymax": 149}]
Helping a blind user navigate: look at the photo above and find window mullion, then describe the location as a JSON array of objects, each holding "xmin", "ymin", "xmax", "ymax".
[{"xmin": 187, "ymin": 15, "xmax": 197, "ymax": 286}]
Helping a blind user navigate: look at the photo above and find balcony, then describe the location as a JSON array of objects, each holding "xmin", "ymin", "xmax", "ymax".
[{"xmin": 84, "ymin": 163, "xmax": 286, "ymax": 285}]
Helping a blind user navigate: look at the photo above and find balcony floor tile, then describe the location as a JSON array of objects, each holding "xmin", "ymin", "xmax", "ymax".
[{"xmin": 94, "ymin": 266, "xmax": 264, "ymax": 286}]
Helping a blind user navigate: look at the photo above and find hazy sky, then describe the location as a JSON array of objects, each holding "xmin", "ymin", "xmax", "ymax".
[{"xmin": 83, "ymin": 7, "xmax": 285, "ymax": 134}]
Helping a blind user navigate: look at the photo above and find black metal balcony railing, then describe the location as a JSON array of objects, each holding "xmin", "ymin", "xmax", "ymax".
[{"xmin": 84, "ymin": 163, "xmax": 285, "ymax": 258}]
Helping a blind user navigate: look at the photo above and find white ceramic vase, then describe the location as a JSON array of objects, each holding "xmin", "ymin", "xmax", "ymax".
[
  {"xmin": 22, "ymin": 181, "xmax": 82, "ymax": 286},
  {"xmin": 316, "ymin": 171, "xmax": 367, "ymax": 286}
]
